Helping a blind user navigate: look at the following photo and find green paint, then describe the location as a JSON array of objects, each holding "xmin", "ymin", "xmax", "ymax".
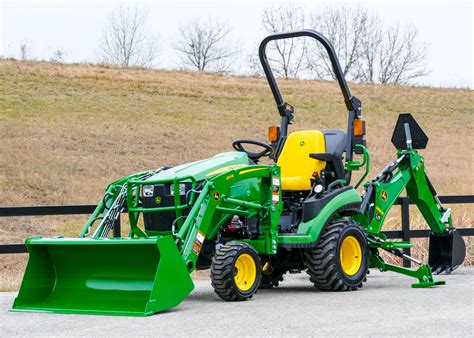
[
  {"xmin": 12, "ymin": 236, "xmax": 193, "ymax": 316},
  {"xmin": 13, "ymin": 137, "xmax": 459, "ymax": 315}
]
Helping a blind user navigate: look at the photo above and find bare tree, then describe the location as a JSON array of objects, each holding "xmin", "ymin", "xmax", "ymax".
[
  {"xmin": 19, "ymin": 41, "xmax": 31, "ymax": 61},
  {"xmin": 308, "ymin": 5, "xmax": 429, "ymax": 85},
  {"xmin": 261, "ymin": 3, "xmax": 306, "ymax": 79},
  {"xmin": 246, "ymin": 52, "xmax": 264, "ymax": 77},
  {"xmin": 173, "ymin": 18, "xmax": 238, "ymax": 72},
  {"xmin": 307, "ymin": 5, "xmax": 368, "ymax": 80},
  {"xmin": 352, "ymin": 14, "xmax": 384, "ymax": 83},
  {"xmin": 376, "ymin": 24, "xmax": 429, "ymax": 84},
  {"xmin": 51, "ymin": 49, "xmax": 65, "ymax": 63},
  {"xmin": 100, "ymin": 4, "xmax": 158, "ymax": 67}
]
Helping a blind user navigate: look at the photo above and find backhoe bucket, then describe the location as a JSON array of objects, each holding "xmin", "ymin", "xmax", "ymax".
[
  {"xmin": 12, "ymin": 236, "xmax": 194, "ymax": 316},
  {"xmin": 429, "ymin": 229, "xmax": 466, "ymax": 273}
]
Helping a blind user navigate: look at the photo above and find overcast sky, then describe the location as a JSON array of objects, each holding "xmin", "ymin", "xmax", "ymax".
[{"xmin": 1, "ymin": 0, "xmax": 472, "ymax": 88}]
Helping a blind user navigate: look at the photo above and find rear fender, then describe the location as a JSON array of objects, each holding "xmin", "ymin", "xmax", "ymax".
[{"xmin": 277, "ymin": 188, "xmax": 361, "ymax": 248}]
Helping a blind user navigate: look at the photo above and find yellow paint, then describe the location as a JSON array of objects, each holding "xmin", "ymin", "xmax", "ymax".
[
  {"xmin": 206, "ymin": 164, "xmax": 246, "ymax": 177},
  {"xmin": 239, "ymin": 168, "xmax": 265, "ymax": 175},
  {"xmin": 375, "ymin": 206, "xmax": 385, "ymax": 216},
  {"xmin": 234, "ymin": 253, "xmax": 257, "ymax": 291},
  {"xmin": 277, "ymin": 130, "xmax": 326, "ymax": 190},
  {"xmin": 340, "ymin": 236, "xmax": 362, "ymax": 276}
]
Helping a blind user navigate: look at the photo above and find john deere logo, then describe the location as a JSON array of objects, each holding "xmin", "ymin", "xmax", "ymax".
[
  {"xmin": 154, "ymin": 196, "xmax": 162, "ymax": 205},
  {"xmin": 381, "ymin": 190, "xmax": 388, "ymax": 202},
  {"xmin": 213, "ymin": 192, "xmax": 220, "ymax": 201}
]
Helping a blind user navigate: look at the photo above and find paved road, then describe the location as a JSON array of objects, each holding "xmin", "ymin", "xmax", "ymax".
[{"xmin": 1, "ymin": 268, "xmax": 473, "ymax": 336}]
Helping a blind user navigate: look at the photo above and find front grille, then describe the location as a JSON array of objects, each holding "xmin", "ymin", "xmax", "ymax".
[{"xmin": 141, "ymin": 183, "xmax": 191, "ymax": 232}]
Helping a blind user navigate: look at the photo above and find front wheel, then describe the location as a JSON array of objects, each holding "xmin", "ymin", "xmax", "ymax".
[
  {"xmin": 211, "ymin": 242, "xmax": 261, "ymax": 301},
  {"xmin": 304, "ymin": 220, "xmax": 369, "ymax": 291}
]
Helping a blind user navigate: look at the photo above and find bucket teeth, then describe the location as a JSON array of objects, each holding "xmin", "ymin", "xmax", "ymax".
[{"xmin": 429, "ymin": 229, "xmax": 466, "ymax": 275}]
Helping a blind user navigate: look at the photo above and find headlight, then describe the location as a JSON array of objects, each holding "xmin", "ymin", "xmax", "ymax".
[
  {"xmin": 142, "ymin": 185, "xmax": 154, "ymax": 197},
  {"xmin": 170, "ymin": 183, "xmax": 186, "ymax": 196}
]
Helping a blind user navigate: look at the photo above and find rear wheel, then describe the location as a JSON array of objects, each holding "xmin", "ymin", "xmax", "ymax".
[
  {"xmin": 304, "ymin": 220, "xmax": 369, "ymax": 291},
  {"xmin": 211, "ymin": 242, "xmax": 261, "ymax": 301}
]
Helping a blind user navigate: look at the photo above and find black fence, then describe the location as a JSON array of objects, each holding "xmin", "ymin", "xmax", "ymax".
[{"xmin": 1, "ymin": 195, "xmax": 473, "ymax": 267}]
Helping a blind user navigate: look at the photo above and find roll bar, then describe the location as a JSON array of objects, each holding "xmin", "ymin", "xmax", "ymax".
[{"xmin": 258, "ymin": 29, "xmax": 363, "ymax": 167}]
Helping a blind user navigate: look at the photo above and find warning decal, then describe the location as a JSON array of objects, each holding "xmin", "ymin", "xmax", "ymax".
[
  {"xmin": 272, "ymin": 177, "xmax": 280, "ymax": 204},
  {"xmin": 192, "ymin": 230, "xmax": 206, "ymax": 255}
]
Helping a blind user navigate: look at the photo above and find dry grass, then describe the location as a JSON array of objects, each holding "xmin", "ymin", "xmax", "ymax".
[{"xmin": 1, "ymin": 60, "xmax": 473, "ymax": 290}]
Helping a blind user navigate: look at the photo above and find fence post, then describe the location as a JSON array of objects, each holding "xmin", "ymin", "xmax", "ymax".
[
  {"xmin": 401, "ymin": 197, "xmax": 411, "ymax": 267},
  {"xmin": 113, "ymin": 216, "xmax": 121, "ymax": 238}
]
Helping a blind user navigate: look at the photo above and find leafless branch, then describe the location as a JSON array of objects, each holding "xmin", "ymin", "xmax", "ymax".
[
  {"xmin": 261, "ymin": 3, "xmax": 306, "ymax": 79},
  {"xmin": 376, "ymin": 24, "xmax": 430, "ymax": 84},
  {"xmin": 19, "ymin": 41, "xmax": 31, "ymax": 61},
  {"xmin": 173, "ymin": 18, "xmax": 238, "ymax": 73},
  {"xmin": 307, "ymin": 5, "xmax": 429, "ymax": 85},
  {"xmin": 307, "ymin": 5, "xmax": 368, "ymax": 80},
  {"xmin": 100, "ymin": 4, "xmax": 158, "ymax": 67},
  {"xmin": 51, "ymin": 49, "xmax": 65, "ymax": 63}
]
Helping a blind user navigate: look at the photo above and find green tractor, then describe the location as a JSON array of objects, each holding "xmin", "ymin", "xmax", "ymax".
[{"xmin": 12, "ymin": 30, "xmax": 466, "ymax": 316}]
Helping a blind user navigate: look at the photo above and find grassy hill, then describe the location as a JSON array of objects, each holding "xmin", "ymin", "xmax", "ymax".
[{"xmin": 0, "ymin": 60, "xmax": 473, "ymax": 290}]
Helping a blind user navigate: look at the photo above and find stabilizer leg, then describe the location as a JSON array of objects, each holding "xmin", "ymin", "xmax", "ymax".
[{"xmin": 370, "ymin": 250, "xmax": 445, "ymax": 288}]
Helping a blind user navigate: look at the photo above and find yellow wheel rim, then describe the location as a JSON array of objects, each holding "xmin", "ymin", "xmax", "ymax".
[
  {"xmin": 234, "ymin": 253, "xmax": 257, "ymax": 291},
  {"xmin": 340, "ymin": 235, "xmax": 362, "ymax": 276}
]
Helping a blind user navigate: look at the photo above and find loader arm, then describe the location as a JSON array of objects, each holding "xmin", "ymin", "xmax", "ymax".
[{"xmin": 173, "ymin": 165, "xmax": 282, "ymax": 272}]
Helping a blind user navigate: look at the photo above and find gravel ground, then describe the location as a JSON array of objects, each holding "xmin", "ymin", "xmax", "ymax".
[{"xmin": 1, "ymin": 268, "xmax": 473, "ymax": 337}]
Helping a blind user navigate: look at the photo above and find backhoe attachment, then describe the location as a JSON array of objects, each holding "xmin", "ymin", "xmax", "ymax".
[{"xmin": 358, "ymin": 113, "xmax": 466, "ymax": 286}]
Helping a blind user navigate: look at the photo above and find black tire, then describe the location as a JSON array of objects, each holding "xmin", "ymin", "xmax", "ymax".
[
  {"xmin": 211, "ymin": 242, "xmax": 261, "ymax": 301},
  {"xmin": 304, "ymin": 220, "xmax": 369, "ymax": 291}
]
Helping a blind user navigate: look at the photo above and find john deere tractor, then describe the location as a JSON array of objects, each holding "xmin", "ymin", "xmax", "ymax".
[{"xmin": 12, "ymin": 30, "xmax": 466, "ymax": 316}]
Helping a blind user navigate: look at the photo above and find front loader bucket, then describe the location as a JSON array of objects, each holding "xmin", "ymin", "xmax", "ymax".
[
  {"xmin": 429, "ymin": 229, "xmax": 466, "ymax": 273},
  {"xmin": 12, "ymin": 236, "xmax": 194, "ymax": 316}
]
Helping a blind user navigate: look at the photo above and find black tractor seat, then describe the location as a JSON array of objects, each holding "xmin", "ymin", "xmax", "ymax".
[{"xmin": 310, "ymin": 130, "xmax": 347, "ymax": 182}]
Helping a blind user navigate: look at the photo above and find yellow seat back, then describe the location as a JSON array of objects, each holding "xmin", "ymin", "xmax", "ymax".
[{"xmin": 277, "ymin": 130, "xmax": 326, "ymax": 190}]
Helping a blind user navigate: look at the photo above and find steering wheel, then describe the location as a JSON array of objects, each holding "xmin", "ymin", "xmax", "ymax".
[{"xmin": 232, "ymin": 140, "xmax": 274, "ymax": 161}]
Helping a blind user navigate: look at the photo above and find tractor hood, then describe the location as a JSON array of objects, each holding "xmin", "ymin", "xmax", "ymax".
[{"xmin": 145, "ymin": 152, "xmax": 250, "ymax": 182}]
